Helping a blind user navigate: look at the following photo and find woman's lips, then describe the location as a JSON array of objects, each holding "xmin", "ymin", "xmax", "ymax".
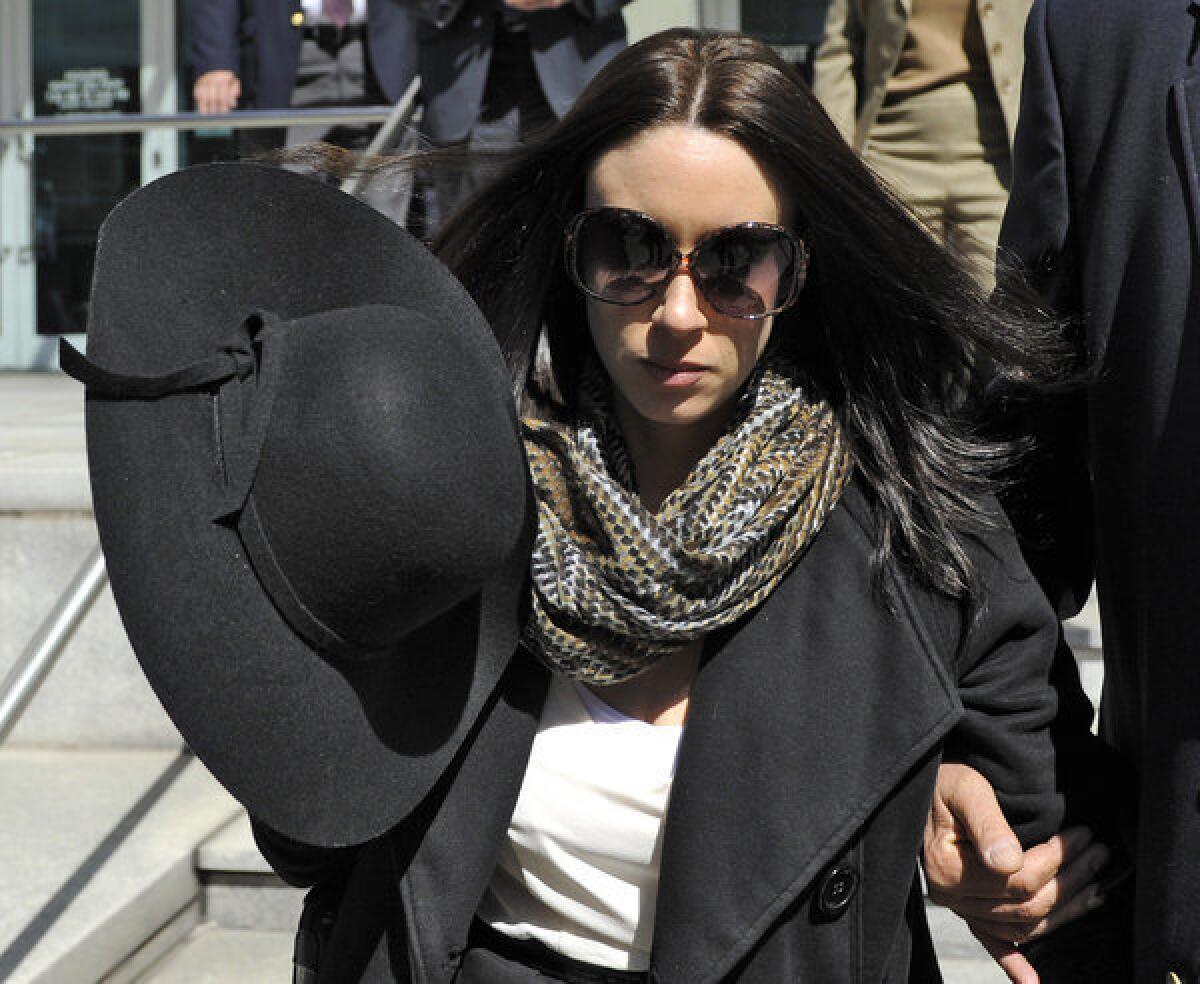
[{"xmin": 641, "ymin": 358, "xmax": 707, "ymax": 386}]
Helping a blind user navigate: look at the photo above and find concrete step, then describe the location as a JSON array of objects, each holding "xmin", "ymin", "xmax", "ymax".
[
  {"xmin": 0, "ymin": 372, "xmax": 180, "ymax": 748},
  {"xmin": 0, "ymin": 747, "xmax": 241, "ymax": 984},
  {"xmin": 1064, "ymin": 588, "xmax": 1102, "ymax": 652},
  {"xmin": 135, "ymin": 926, "xmax": 293, "ymax": 984},
  {"xmin": 929, "ymin": 903, "xmax": 1010, "ymax": 983},
  {"xmin": 0, "ymin": 521, "xmax": 180, "ymax": 748},
  {"xmin": 195, "ymin": 812, "xmax": 305, "ymax": 932},
  {"xmin": 0, "ymin": 372, "xmax": 89, "ymax": 512}
]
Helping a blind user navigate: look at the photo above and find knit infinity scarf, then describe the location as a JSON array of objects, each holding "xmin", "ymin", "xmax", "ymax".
[{"xmin": 521, "ymin": 355, "xmax": 854, "ymax": 685}]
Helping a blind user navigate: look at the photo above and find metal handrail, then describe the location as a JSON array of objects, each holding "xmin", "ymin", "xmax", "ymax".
[
  {"xmin": 0, "ymin": 79, "xmax": 422, "ymax": 743},
  {"xmin": 0, "ymin": 544, "xmax": 108, "ymax": 744},
  {"xmin": 0, "ymin": 105, "xmax": 397, "ymax": 137}
]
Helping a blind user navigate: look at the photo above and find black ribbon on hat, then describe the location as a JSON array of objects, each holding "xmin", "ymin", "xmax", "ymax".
[
  {"xmin": 59, "ymin": 332, "xmax": 258, "ymax": 400},
  {"xmin": 60, "ymin": 311, "xmax": 282, "ymax": 521},
  {"xmin": 59, "ymin": 313, "xmax": 377, "ymax": 659}
]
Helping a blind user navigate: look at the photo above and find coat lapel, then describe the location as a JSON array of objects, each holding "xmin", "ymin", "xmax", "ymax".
[{"xmin": 650, "ymin": 494, "xmax": 961, "ymax": 984}]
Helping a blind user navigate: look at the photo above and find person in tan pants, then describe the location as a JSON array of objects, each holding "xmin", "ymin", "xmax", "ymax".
[{"xmin": 813, "ymin": 0, "xmax": 1031, "ymax": 286}]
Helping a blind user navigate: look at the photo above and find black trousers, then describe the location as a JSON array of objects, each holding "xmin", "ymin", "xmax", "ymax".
[
  {"xmin": 240, "ymin": 24, "xmax": 385, "ymax": 156},
  {"xmin": 420, "ymin": 25, "xmax": 557, "ymax": 236}
]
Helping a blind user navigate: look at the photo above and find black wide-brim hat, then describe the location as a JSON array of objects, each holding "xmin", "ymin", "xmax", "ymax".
[{"xmin": 64, "ymin": 163, "xmax": 533, "ymax": 847}]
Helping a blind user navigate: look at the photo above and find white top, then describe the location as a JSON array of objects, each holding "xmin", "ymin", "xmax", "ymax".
[
  {"xmin": 300, "ymin": 0, "xmax": 367, "ymax": 26},
  {"xmin": 476, "ymin": 675, "xmax": 683, "ymax": 971}
]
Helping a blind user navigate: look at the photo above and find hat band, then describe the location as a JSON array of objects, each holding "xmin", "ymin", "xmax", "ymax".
[
  {"xmin": 59, "ymin": 336, "xmax": 255, "ymax": 399},
  {"xmin": 237, "ymin": 494, "xmax": 375, "ymax": 659},
  {"xmin": 61, "ymin": 313, "xmax": 286, "ymax": 526}
]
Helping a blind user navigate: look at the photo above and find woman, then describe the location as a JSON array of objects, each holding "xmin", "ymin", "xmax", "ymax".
[{"xmin": 258, "ymin": 28, "xmax": 1118, "ymax": 981}]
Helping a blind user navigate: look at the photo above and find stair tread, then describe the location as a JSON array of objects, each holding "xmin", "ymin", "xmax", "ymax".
[
  {"xmin": 928, "ymin": 904, "xmax": 1010, "ymax": 983},
  {"xmin": 196, "ymin": 811, "xmax": 274, "ymax": 876},
  {"xmin": 141, "ymin": 926, "xmax": 293, "ymax": 984},
  {"xmin": 0, "ymin": 748, "xmax": 239, "ymax": 984},
  {"xmin": 0, "ymin": 372, "xmax": 89, "ymax": 511}
]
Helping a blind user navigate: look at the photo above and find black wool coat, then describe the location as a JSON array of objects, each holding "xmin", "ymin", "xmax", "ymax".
[
  {"xmin": 998, "ymin": 0, "xmax": 1200, "ymax": 978},
  {"xmin": 254, "ymin": 483, "xmax": 1101, "ymax": 983}
]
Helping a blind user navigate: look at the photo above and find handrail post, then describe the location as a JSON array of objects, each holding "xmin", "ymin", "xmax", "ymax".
[{"xmin": 0, "ymin": 543, "xmax": 108, "ymax": 744}]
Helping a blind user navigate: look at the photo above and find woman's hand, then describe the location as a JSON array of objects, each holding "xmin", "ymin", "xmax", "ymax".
[{"xmin": 924, "ymin": 763, "xmax": 1109, "ymax": 984}]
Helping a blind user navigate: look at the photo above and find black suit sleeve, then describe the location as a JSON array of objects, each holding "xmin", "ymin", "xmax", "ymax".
[
  {"xmin": 988, "ymin": 4, "xmax": 1137, "ymax": 975},
  {"xmin": 996, "ymin": 0, "xmax": 1133, "ymax": 841},
  {"xmin": 190, "ymin": 0, "xmax": 244, "ymax": 79},
  {"xmin": 996, "ymin": 0, "xmax": 1093, "ymax": 620}
]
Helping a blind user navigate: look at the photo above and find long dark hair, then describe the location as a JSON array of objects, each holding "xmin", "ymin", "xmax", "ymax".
[{"xmin": 432, "ymin": 28, "xmax": 1071, "ymax": 605}]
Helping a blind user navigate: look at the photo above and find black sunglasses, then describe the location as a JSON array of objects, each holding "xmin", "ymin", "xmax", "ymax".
[{"xmin": 563, "ymin": 206, "xmax": 808, "ymax": 320}]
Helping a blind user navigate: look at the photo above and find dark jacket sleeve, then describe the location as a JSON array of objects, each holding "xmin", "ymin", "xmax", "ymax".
[
  {"xmin": 189, "ymin": 0, "xmax": 243, "ymax": 78},
  {"xmin": 996, "ymin": 0, "xmax": 1093, "ymax": 621},
  {"xmin": 992, "ymin": 7, "xmax": 1137, "ymax": 973},
  {"xmin": 253, "ymin": 819, "xmax": 405, "ymax": 980},
  {"xmin": 943, "ymin": 509, "xmax": 1135, "ymax": 980},
  {"xmin": 942, "ymin": 509, "xmax": 1064, "ymax": 849},
  {"xmin": 996, "ymin": 0, "xmax": 1137, "ymax": 854},
  {"xmin": 252, "ymin": 817, "xmax": 357, "ymax": 888}
]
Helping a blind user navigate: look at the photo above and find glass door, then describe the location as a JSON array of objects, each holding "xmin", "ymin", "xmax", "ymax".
[
  {"xmin": 0, "ymin": 0, "xmax": 180, "ymax": 369},
  {"xmin": 32, "ymin": 0, "xmax": 142, "ymax": 341},
  {"xmin": 0, "ymin": 0, "xmax": 36, "ymax": 368}
]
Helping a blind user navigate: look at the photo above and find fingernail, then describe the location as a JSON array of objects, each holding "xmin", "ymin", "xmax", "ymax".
[
  {"xmin": 986, "ymin": 841, "xmax": 1021, "ymax": 869},
  {"xmin": 1087, "ymin": 889, "xmax": 1106, "ymax": 910}
]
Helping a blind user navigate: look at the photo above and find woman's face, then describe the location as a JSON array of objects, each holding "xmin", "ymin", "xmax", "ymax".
[{"xmin": 583, "ymin": 124, "xmax": 790, "ymax": 442}]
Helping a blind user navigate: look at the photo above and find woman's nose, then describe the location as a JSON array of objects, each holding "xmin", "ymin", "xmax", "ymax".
[{"xmin": 655, "ymin": 269, "xmax": 706, "ymax": 333}]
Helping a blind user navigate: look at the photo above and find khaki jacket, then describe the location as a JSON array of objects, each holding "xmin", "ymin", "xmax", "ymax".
[{"xmin": 812, "ymin": 0, "xmax": 1032, "ymax": 151}]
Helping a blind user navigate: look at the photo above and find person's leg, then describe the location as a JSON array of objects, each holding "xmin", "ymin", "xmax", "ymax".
[
  {"xmin": 421, "ymin": 25, "xmax": 529, "ymax": 236},
  {"xmin": 862, "ymin": 94, "xmax": 951, "ymax": 245},
  {"xmin": 286, "ymin": 28, "xmax": 380, "ymax": 150},
  {"xmin": 941, "ymin": 84, "xmax": 1012, "ymax": 290},
  {"xmin": 451, "ymin": 29, "xmax": 558, "ymax": 219},
  {"xmin": 863, "ymin": 81, "xmax": 1013, "ymax": 289},
  {"xmin": 286, "ymin": 34, "xmax": 342, "ymax": 146}
]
